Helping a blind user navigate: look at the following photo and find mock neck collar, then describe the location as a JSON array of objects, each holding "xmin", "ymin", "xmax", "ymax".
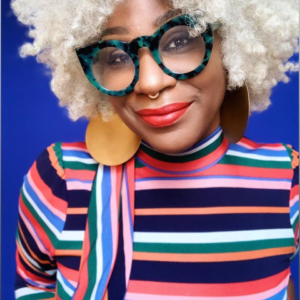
[{"xmin": 135, "ymin": 125, "xmax": 229, "ymax": 174}]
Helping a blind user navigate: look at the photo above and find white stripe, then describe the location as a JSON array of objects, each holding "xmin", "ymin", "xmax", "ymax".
[
  {"xmin": 91, "ymin": 164, "xmax": 104, "ymax": 300},
  {"xmin": 60, "ymin": 230, "xmax": 85, "ymax": 241},
  {"xmin": 63, "ymin": 156, "xmax": 97, "ymax": 164},
  {"xmin": 15, "ymin": 287, "xmax": 46, "ymax": 298},
  {"xmin": 291, "ymin": 210, "xmax": 299, "ymax": 224},
  {"xmin": 23, "ymin": 183, "xmax": 60, "ymax": 238},
  {"xmin": 226, "ymin": 150, "xmax": 291, "ymax": 161},
  {"xmin": 283, "ymin": 290, "xmax": 288, "ymax": 300},
  {"xmin": 57, "ymin": 270, "xmax": 73, "ymax": 296},
  {"xmin": 133, "ymin": 229, "xmax": 294, "ymax": 244},
  {"xmin": 141, "ymin": 130, "xmax": 222, "ymax": 156}
]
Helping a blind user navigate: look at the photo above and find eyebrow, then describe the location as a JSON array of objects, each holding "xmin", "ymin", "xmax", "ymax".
[{"xmin": 100, "ymin": 8, "xmax": 183, "ymax": 39}]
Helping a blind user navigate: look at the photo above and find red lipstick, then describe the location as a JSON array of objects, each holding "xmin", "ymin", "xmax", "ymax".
[{"xmin": 137, "ymin": 102, "xmax": 192, "ymax": 127}]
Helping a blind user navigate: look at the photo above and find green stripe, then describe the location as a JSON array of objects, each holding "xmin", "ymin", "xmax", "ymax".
[
  {"xmin": 218, "ymin": 154, "xmax": 292, "ymax": 169},
  {"xmin": 57, "ymin": 278, "xmax": 72, "ymax": 300},
  {"xmin": 135, "ymin": 159, "xmax": 145, "ymax": 168},
  {"xmin": 64, "ymin": 161, "xmax": 98, "ymax": 171},
  {"xmin": 17, "ymin": 291, "xmax": 55, "ymax": 300},
  {"xmin": 84, "ymin": 170, "xmax": 99, "ymax": 299},
  {"xmin": 53, "ymin": 142, "xmax": 64, "ymax": 170},
  {"xmin": 282, "ymin": 143, "xmax": 293, "ymax": 163},
  {"xmin": 140, "ymin": 133, "xmax": 223, "ymax": 163},
  {"xmin": 133, "ymin": 238, "xmax": 295, "ymax": 253},
  {"xmin": 292, "ymin": 215, "xmax": 299, "ymax": 232},
  {"xmin": 56, "ymin": 241, "xmax": 83, "ymax": 250}
]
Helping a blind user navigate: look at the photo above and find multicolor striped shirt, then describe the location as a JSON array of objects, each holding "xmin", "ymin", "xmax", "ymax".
[{"xmin": 15, "ymin": 125, "xmax": 299, "ymax": 300}]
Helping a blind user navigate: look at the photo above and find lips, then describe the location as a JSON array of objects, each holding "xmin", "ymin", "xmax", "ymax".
[{"xmin": 137, "ymin": 102, "xmax": 192, "ymax": 127}]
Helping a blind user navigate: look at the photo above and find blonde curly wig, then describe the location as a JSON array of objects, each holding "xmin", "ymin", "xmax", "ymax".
[{"xmin": 11, "ymin": 0, "xmax": 299, "ymax": 121}]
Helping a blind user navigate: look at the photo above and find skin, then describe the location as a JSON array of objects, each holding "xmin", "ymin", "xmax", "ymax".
[
  {"xmin": 103, "ymin": 1, "xmax": 297, "ymax": 297},
  {"xmin": 105, "ymin": 0, "xmax": 227, "ymax": 153}
]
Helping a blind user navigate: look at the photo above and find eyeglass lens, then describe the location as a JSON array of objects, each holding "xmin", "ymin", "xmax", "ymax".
[{"xmin": 91, "ymin": 25, "xmax": 206, "ymax": 92}]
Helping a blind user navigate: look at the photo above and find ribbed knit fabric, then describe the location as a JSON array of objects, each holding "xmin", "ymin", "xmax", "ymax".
[{"xmin": 14, "ymin": 125, "xmax": 299, "ymax": 300}]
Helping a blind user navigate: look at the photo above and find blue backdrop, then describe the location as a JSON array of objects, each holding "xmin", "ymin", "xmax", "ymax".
[{"xmin": 2, "ymin": 0, "xmax": 299, "ymax": 299}]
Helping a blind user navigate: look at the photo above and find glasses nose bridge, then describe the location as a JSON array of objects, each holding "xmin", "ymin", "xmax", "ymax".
[{"xmin": 130, "ymin": 36, "xmax": 153, "ymax": 55}]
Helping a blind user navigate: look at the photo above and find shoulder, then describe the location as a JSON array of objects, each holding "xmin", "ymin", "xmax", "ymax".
[
  {"xmin": 38, "ymin": 141, "xmax": 98, "ymax": 172},
  {"xmin": 225, "ymin": 135, "xmax": 299, "ymax": 172}
]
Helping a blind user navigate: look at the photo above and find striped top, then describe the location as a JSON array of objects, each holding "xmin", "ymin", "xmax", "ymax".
[{"xmin": 14, "ymin": 126, "xmax": 299, "ymax": 300}]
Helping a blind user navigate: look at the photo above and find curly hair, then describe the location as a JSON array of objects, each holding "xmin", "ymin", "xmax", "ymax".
[{"xmin": 11, "ymin": 0, "xmax": 299, "ymax": 121}]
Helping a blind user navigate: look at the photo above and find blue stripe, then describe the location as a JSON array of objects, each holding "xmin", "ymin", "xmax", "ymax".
[
  {"xmin": 265, "ymin": 285, "xmax": 287, "ymax": 300},
  {"xmin": 229, "ymin": 143, "xmax": 288, "ymax": 157},
  {"xmin": 62, "ymin": 150, "xmax": 93, "ymax": 159},
  {"xmin": 58, "ymin": 270, "xmax": 75, "ymax": 292},
  {"xmin": 135, "ymin": 175, "xmax": 291, "ymax": 182},
  {"xmin": 290, "ymin": 201, "xmax": 299, "ymax": 217},
  {"xmin": 95, "ymin": 165, "xmax": 113, "ymax": 300},
  {"xmin": 23, "ymin": 176, "xmax": 64, "ymax": 232}
]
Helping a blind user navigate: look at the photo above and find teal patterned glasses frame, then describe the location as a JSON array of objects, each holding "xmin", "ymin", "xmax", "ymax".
[{"xmin": 75, "ymin": 14, "xmax": 221, "ymax": 96}]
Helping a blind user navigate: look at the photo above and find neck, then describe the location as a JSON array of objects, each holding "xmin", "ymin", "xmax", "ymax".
[{"xmin": 136, "ymin": 125, "xmax": 229, "ymax": 174}]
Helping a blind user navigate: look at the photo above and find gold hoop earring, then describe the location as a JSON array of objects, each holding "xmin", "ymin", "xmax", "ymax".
[
  {"xmin": 220, "ymin": 84, "xmax": 250, "ymax": 144},
  {"xmin": 85, "ymin": 114, "xmax": 141, "ymax": 166}
]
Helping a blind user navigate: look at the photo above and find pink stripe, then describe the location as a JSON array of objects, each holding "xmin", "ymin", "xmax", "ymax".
[
  {"xmin": 122, "ymin": 174, "xmax": 133, "ymax": 286},
  {"xmin": 125, "ymin": 274, "xmax": 289, "ymax": 300},
  {"xmin": 110, "ymin": 167, "xmax": 118, "ymax": 266},
  {"xmin": 27, "ymin": 173, "xmax": 65, "ymax": 221},
  {"xmin": 290, "ymin": 196, "xmax": 299, "ymax": 207},
  {"xmin": 238, "ymin": 141, "xmax": 286, "ymax": 151},
  {"xmin": 66, "ymin": 181, "xmax": 93, "ymax": 191},
  {"xmin": 19, "ymin": 206, "xmax": 50, "ymax": 256},
  {"xmin": 135, "ymin": 178, "xmax": 291, "ymax": 191},
  {"xmin": 61, "ymin": 145, "xmax": 89, "ymax": 152}
]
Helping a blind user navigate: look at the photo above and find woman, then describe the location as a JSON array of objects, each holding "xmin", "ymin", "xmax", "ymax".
[{"xmin": 12, "ymin": 0, "xmax": 299, "ymax": 299}]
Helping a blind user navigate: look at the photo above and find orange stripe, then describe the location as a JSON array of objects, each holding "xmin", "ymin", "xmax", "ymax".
[
  {"xmin": 54, "ymin": 249, "xmax": 83, "ymax": 256},
  {"xmin": 48, "ymin": 145, "xmax": 65, "ymax": 180},
  {"xmin": 67, "ymin": 207, "xmax": 88, "ymax": 214},
  {"xmin": 18, "ymin": 223, "xmax": 53, "ymax": 265},
  {"xmin": 133, "ymin": 246, "xmax": 295, "ymax": 262},
  {"xmin": 16, "ymin": 242, "xmax": 47, "ymax": 275},
  {"xmin": 135, "ymin": 206, "xmax": 289, "ymax": 216},
  {"xmin": 103, "ymin": 290, "xmax": 108, "ymax": 300},
  {"xmin": 127, "ymin": 269, "xmax": 289, "ymax": 297}
]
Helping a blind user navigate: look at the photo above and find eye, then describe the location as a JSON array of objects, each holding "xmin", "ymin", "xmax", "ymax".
[
  {"xmin": 107, "ymin": 52, "xmax": 131, "ymax": 65},
  {"xmin": 168, "ymin": 36, "xmax": 189, "ymax": 50}
]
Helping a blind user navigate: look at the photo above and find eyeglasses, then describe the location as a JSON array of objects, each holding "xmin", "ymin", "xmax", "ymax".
[{"xmin": 75, "ymin": 14, "xmax": 221, "ymax": 96}]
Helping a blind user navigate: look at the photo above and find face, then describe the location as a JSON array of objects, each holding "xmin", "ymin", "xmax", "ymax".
[{"xmin": 104, "ymin": 0, "xmax": 227, "ymax": 153}]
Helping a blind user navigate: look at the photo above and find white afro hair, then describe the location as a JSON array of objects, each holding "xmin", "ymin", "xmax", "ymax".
[{"xmin": 11, "ymin": 0, "xmax": 299, "ymax": 121}]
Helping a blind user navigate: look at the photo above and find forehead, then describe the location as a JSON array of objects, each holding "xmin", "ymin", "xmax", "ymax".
[{"xmin": 102, "ymin": 0, "xmax": 181, "ymax": 39}]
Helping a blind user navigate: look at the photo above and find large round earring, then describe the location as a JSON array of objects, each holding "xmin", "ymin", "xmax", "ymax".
[
  {"xmin": 85, "ymin": 114, "xmax": 141, "ymax": 166},
  {"xmin": 220, "ymin": 84, "xmax": 250, "ymax": 144}
]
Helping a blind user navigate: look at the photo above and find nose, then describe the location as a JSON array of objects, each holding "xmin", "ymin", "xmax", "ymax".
[{"xmin": 134, "ymin": 48, "xmax": 177, "ymax": 97}]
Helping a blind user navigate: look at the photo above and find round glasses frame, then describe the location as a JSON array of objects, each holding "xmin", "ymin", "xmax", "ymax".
[{"xmin": 75, "ymin": 14, "xmax": 221, "ymax": 96}]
